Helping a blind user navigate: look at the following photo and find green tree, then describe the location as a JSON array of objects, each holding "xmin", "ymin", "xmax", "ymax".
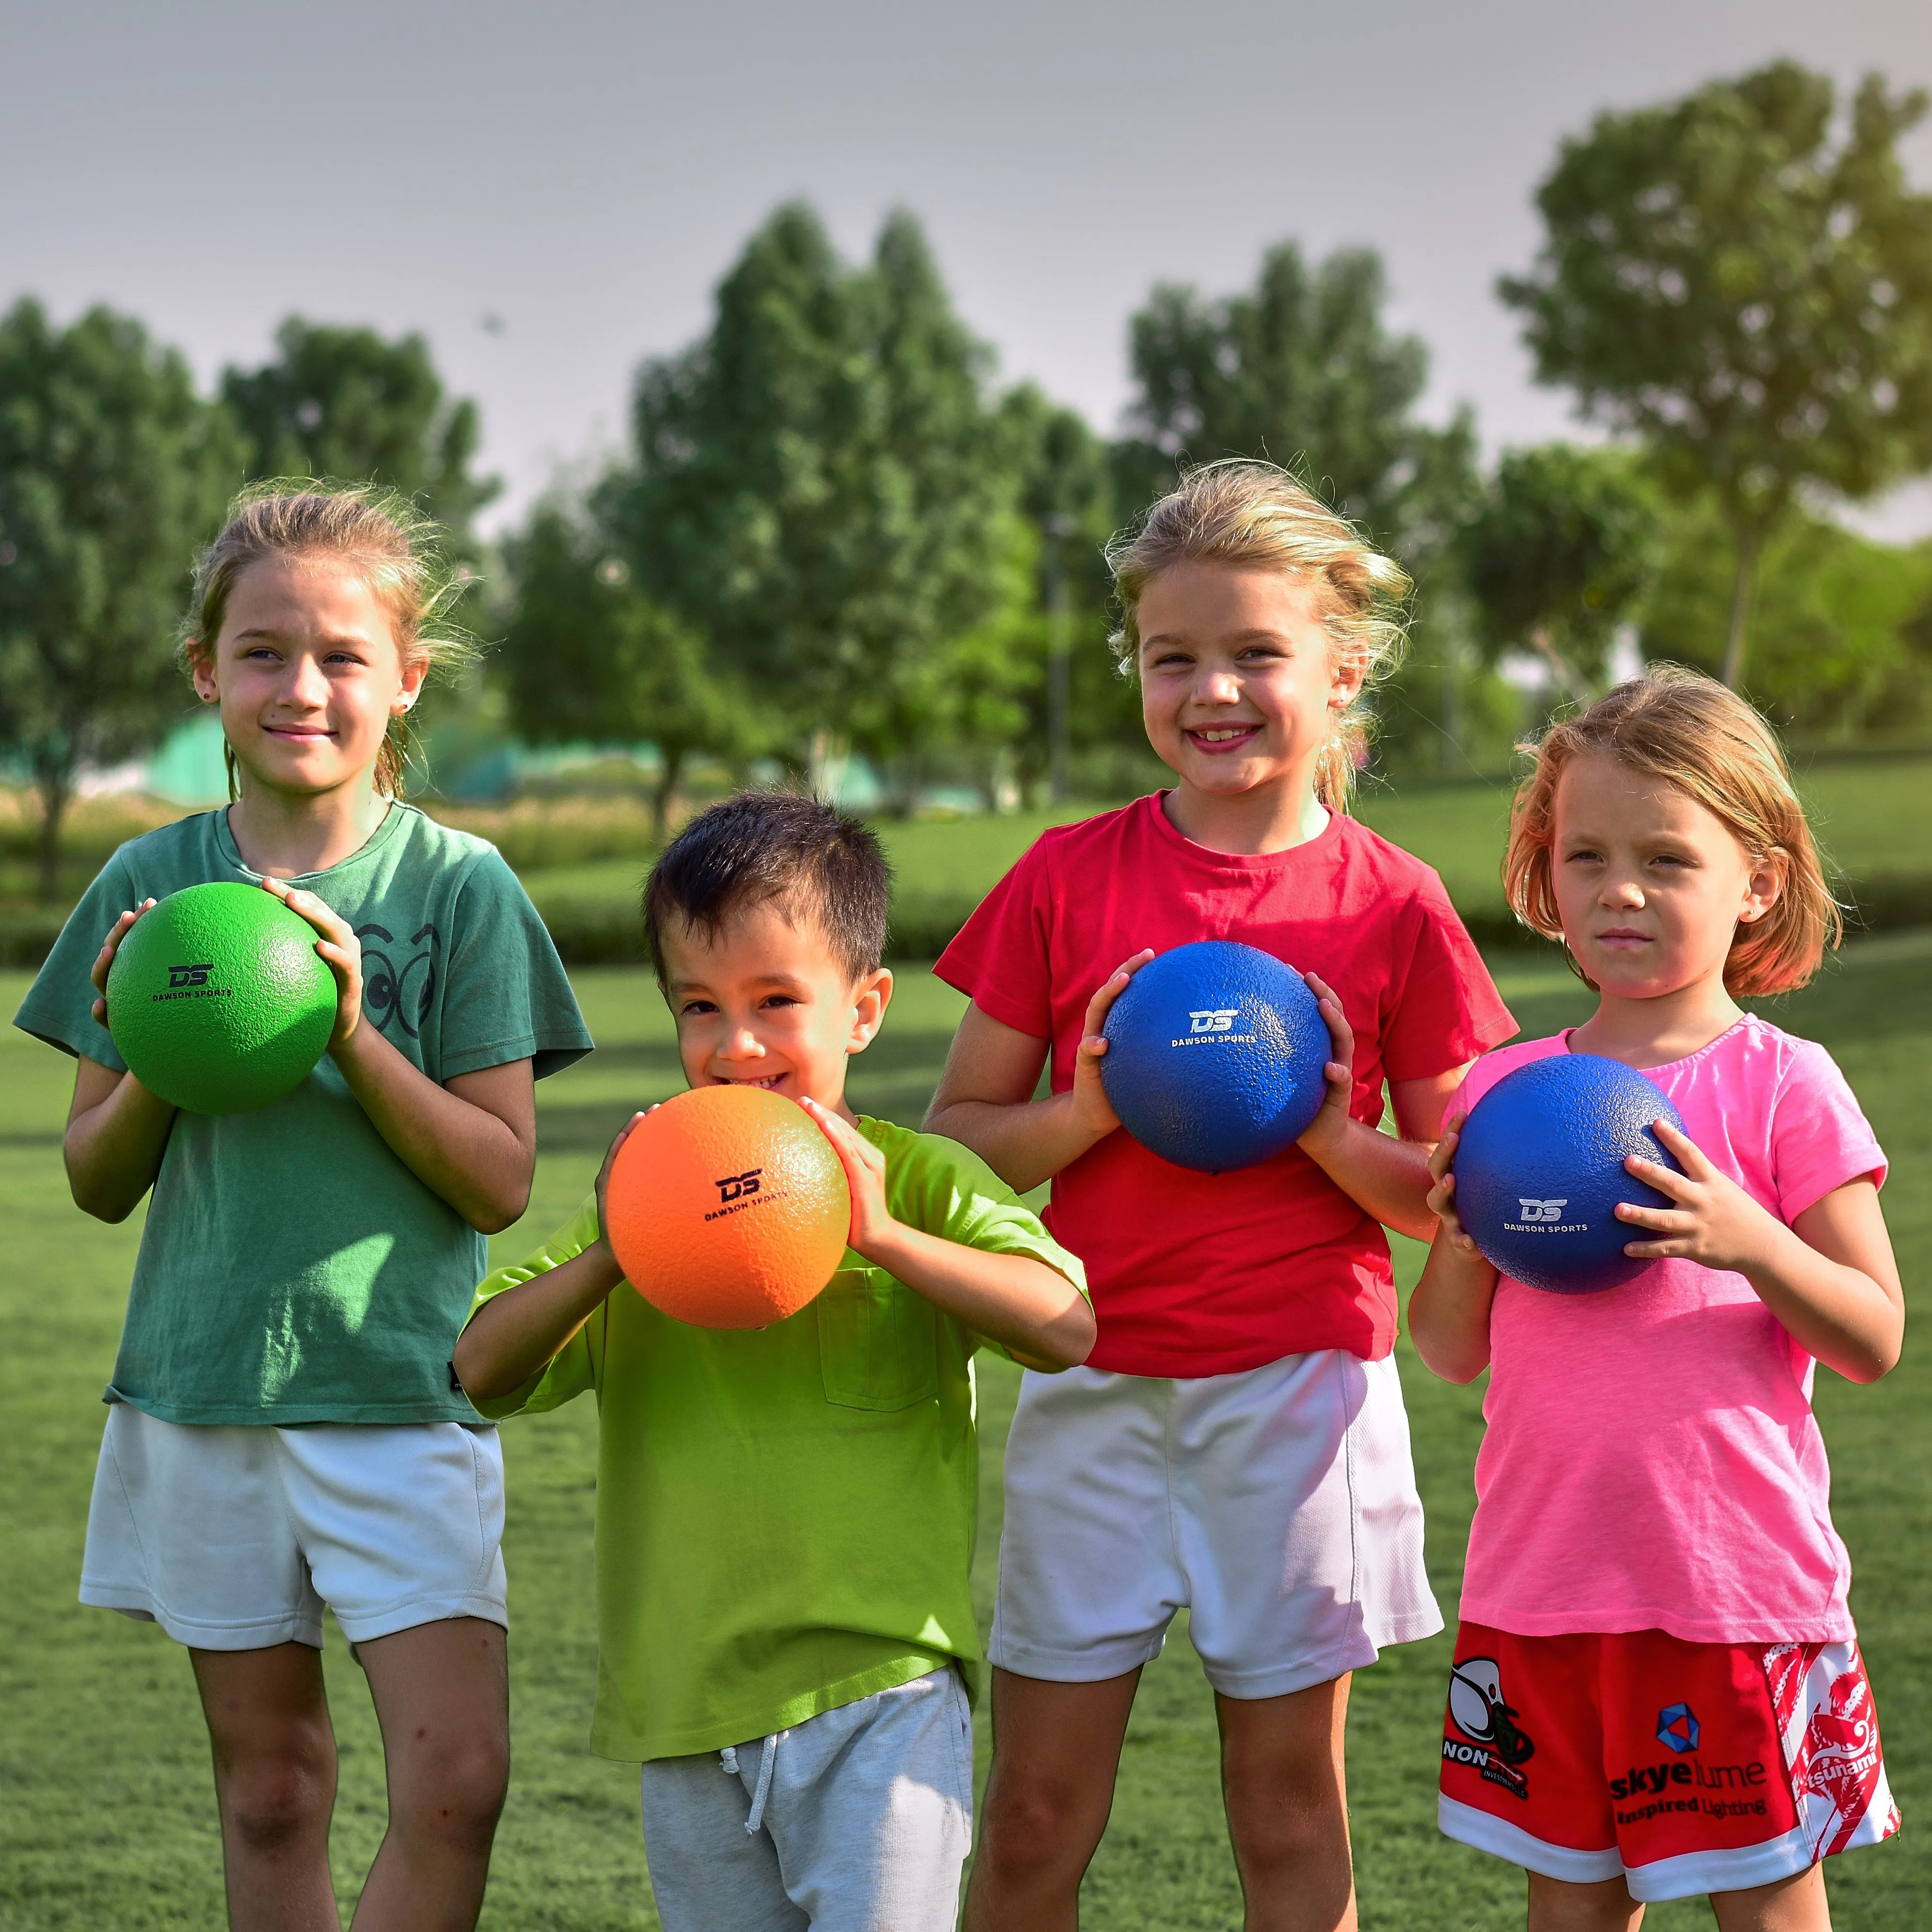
[
  {"xmin": 1642, "ymin": 496, "xmax": 1932, "ymax": 735},
  {"xmin": 222, "ymin": 318, "xmax": 498, "ymax": 536},
  {"xmin": 1115, "ymin": 242, "xmax": 1477, "ymax": 559},
  {"xmin": 1460, "ymin": 444, "xmax": 1661, "ymax": 701},
  {"xmin": 616, "ymin": 203, "xmax": 1012, "ymax": 796},
  {"xmin": 1501, "ymin": 61, "xmax": 1932, "ymax": 689},
  {"xmin": 997, "ymin": 385, "xmax": 1138, "ymax": 801},
  {"xmin": 498, "ymin": 501, "xmax": 750, "ymax": 838},
  {"xmin": 0, "ymin": 300, "xmax": 240, "ymax": 898}
]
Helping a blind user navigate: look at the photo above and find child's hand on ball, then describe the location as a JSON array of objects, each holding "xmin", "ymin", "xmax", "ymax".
[
  {"xmin": 1295, "ymin": 972, "xmax": 1356, "ymax": 1155},
  {"xmin": 261, "ymin": 878, "xmax": 364, "ymax": 1050},
  {"xmin": 90, "ymin": 900, "xmax": 157, "ymax": 1028},
  {"xmin": 1425, "ymin": 1113, "xmax": 1480, "ymax": 1254},
  {"xmin": 1618, "ymin": 1118, "xmax": 1783, "ymax": 1273},
  {"xmin": 1072, "ymin": 949, "xmax": 1155, "ymax": 1141},
  {"xmin": 595, "ymin": 1110, "xmax": 651, "ymax": 1249},
  {"xmin": 799, "ymin": 1099, "xmax": 891, "ymax": 1259}
]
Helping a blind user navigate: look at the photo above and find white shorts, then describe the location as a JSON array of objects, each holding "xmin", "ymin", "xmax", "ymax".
[
  {"xmin": 80, "ymin": 1401, "xmax": 508, "ymax": 1651},
  {"xmin": 640, "ymin": 1667, "xmax": 974, "ymax": 1932},
  {"xmin": 989, "ymin": 1351, "xmax": 1442, "ymax": 1698}
]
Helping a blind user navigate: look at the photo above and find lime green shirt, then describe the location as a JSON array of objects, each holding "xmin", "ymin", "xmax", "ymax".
[
  {"xmin": 15, "ymin": 804, "xmax": 593, "ymax": 1425},
  {"xmin": 466, "ymin": 1118, "xmax": 1086, "ymax": 1762}
]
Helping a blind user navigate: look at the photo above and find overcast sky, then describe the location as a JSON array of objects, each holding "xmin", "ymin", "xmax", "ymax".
[{"xmin": 6, "ymin": 0, "xmax": 1930, "ymax": 536}]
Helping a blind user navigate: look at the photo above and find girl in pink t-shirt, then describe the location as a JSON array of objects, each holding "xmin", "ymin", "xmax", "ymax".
[{"xmin": 1413, "ymin": 669, "xmax": 1903, "ymax": 1928}]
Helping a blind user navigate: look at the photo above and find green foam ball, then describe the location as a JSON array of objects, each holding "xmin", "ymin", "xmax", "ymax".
[{"xmin": 107, "ymin": 882, "xmax": 338, "ymax": 1114}]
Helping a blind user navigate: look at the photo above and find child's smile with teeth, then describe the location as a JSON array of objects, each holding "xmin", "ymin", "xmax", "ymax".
[{"xmin": 1135, "ymin": 562, "xmax": 1365, "ymax": 831}]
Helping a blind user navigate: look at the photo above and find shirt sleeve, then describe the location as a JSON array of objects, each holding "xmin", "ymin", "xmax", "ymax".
[
  {"xmin": 439, "ymin": 848, "xmax": 595, "ymax": 1081},
  {"xmin": 1770, "ymin": 1039, "xmax": 1887, "ymax": 1221},
  {"xmin": 932, "ymin": 840, "xmax": 1055, "ymax": 1040},
  {"xmin": 888, "ymin": 1127, "xmax": 1089, "ymax": 1290},
  {"xmin": 1380, "ymin": 872, "xmax": 1518, "ymax": 1083},
  {"xmin": 880, "ymin": 1124, "xmax": 1089, "ymax": 1365},
  {"xmin": 460, "ymin": 1194, "xmax": 605, "ymax": 1419},
  {"xmin": 12, "ymin": 848, "xmax": 139, "ymax": 1068}
]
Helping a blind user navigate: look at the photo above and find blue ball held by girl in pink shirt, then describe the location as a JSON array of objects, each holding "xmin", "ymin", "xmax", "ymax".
[{"xmin": 1453, "ymin": 1052, "xmax": 1685, "ymax": 1293}]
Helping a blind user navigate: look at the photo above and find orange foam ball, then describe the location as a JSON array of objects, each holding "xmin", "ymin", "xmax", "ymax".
[{"xmin": 604, "ymin": 1085, "xmax": 853, "ymax": 1328}]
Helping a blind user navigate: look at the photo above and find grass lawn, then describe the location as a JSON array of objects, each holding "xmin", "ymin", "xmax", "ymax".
[
  {"xmin": 3, "ymin": 937, "xmax": 1929, "ymax": 1927},
  {"xmin": 511, "ymin": 754, "xmax": 1932, "ymax": 955}
]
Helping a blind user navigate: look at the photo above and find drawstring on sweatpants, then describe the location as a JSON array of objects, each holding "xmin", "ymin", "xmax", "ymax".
[{"xmin": 719, "ymin": 1734, "xmax": 781, "ymax": 1833}]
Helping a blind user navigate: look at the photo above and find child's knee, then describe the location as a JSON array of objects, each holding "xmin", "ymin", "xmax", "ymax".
[
  {"xmin": 216, "ymin": 1738, "xmax": 337, "ymax": 1855},
  {"xmin": 391, "ymin": 1730, "xmax": 510, "ymax": 1850},
  {"xmin": 977, "ymin": 1774, "xmax": 1106, "ymax": 1879},
  {"xmin": 1525, "ymin": 1871, "xmax": 1643, "ymax": 1932},
  {"xmin": 1222, "ymin": 1773, "xmax": 1349, "ymax": 1886}
]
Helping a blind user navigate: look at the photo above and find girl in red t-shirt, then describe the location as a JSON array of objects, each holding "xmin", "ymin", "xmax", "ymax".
[{"xmin": 930, "ymin": 460, "xmax": 1514, "ymax": 1927}]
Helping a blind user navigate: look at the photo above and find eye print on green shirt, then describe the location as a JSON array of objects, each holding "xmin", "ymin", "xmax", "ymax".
[{"xmin": 357, "ymin": 922, "xmax": 440, "ymax": 1040}]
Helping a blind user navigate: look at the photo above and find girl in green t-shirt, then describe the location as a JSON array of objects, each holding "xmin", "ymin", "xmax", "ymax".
[{"xmin": 15, "ymin": 486, "xmax": 591, "ymax": 1929}]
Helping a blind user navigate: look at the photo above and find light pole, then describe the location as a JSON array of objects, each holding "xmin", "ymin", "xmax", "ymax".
[{"xmin": 1043, "ymin": 512, "xmax": 1073, "ymax": 803}]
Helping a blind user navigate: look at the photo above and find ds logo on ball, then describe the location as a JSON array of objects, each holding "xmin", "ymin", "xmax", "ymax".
[
  {"xmin": 713, "ymin": 1169, "xmax": 764, "ymax": 1205},
  {"xmin": 1513, "ymin": 1198, "xmax": 1569, "ymax": 1225},
  {"xmin": 1187, "ymin": 1008, "xmax": 1239, "ymax": 1035}
]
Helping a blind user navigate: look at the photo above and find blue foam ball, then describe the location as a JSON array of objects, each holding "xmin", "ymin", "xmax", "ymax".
[
  {"xmin": 1453, "ymin": 1053, "xmax": 1686, "ymax": 1294},
  {"xmin": 1100, "ymin": 940, "xmax": 1330, "ymax": 1173}
]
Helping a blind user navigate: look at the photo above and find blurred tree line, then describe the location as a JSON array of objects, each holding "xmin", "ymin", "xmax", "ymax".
[
  {"xmin": 0, "ymin": 309, "xmax": 496, "ymax": 894},
  {"xmin": 3, "ymin": 58, "xmax": 1931, "ymax": 889}
]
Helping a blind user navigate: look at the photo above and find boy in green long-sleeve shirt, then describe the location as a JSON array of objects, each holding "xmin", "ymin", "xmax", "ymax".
[{"xmin": 456, "ymin": 793, "xmax": 1092, "ymax": 1932}]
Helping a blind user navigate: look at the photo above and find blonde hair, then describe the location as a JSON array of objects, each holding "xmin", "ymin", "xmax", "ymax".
[
  {"xmin": 1105, "ymin": 460, "xmax": 1412, "ymax": 809},
  {"xmin": 1505, "ymin": 666, "xmax": 1840, "ymax": 997},
  {"xmin": 179, "ymin": 482, "xmax": 477, "ymax": 799}
]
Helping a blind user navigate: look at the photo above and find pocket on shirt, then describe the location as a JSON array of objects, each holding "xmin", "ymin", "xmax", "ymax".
[{"xmin": 817, "ymin": 1267, "xmax": 939, "ymax": 1412}]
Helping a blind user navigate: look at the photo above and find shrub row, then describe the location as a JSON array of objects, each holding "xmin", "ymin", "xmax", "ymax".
[
  {"xmin": 424, "ymin": 799, "xmax": 662, "ymax": 873},
  {"xmin": 7, "ymin": 873, "xmax": 1929, "ymax": 974},
  {"xmin": 519, "ymin": 871, "xmax": 1932, "ymax": 969}
]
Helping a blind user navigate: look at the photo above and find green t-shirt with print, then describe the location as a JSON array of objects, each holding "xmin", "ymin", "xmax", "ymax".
[
  {"xmin": 15, "ymin": 803, "xmax": 592, "ymax": 1425},
  {"xmin": 466, "ymin": 1117, "xmax": 1087, "ymax": 1762}
]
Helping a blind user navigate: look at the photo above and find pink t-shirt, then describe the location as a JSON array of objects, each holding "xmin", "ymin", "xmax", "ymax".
[{"xmin": 1456, "ymin": 1016, "xmax": 1886, "ymax": 1646}]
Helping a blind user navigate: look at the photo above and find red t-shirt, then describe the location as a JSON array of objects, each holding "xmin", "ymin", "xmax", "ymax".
[{"xmin": 935, "ymin": 794, "xmax": 1516, "ymax": 1375}]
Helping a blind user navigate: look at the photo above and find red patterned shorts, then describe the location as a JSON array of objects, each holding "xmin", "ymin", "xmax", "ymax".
[{"xmin": 1437, "ymin": 1623, "xmax": 1899, "ymax": 1902}]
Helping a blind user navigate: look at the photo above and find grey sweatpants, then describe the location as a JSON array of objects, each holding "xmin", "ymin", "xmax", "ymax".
[{"xmin": 640, "ymin": 1667, "xmax": 974, "ymax": 1932}]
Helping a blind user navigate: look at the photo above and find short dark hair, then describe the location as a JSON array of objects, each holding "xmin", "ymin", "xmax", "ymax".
[{"xmin": 643, "ymin": 791, "xmax": 891, "ymax": 982}]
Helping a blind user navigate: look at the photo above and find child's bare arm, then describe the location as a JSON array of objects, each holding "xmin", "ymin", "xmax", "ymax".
[
  {"xmin": 923, "ymin": 954, "xmax": 1153, "ymax": 1192},
  {"xmin": 66, "ymin": 1055, "xmax": 176, "ymax": 1221},
  {"xmin": 455, "ymin": 1241, "xmax": 621, "ymax": 1400},
  {"xmin": 454, "ymin": 1112, "xmax": 645, "ymax": 1400},
  {"xmin": 1294, "ymin": 973, "xmax": 1462, "ymax": 1243},
  {"xmin": 269, "ymin": 880, "xmax": 536, "ymax": 1234},
  {"xmin": 1407, "ymin": 1113, "xmax": 1501, "ymax": 1383},
  {"xmin": 1620, "ymin": 1124, "xmax": 1903, "ymax": 1383},
  {"xmin": 804, "ymin": 1100, "xmax": 1096, "ymax": 1371},
  {"xmin": 64, "ymin": 901, "xmax": 176, "ymax": 1220}
]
